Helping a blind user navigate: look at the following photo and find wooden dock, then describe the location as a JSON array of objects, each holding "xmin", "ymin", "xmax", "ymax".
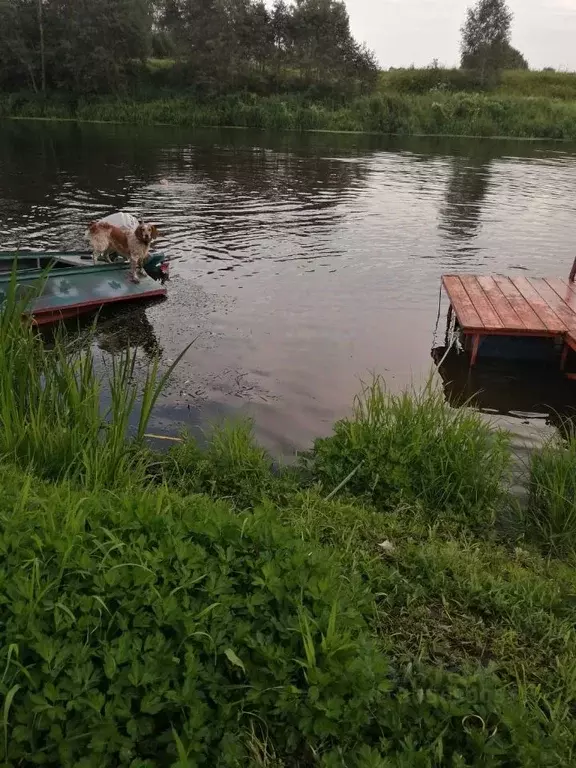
[{"xmin": 441, "ymin": 274, "xmax": 576, "ymax": 376}]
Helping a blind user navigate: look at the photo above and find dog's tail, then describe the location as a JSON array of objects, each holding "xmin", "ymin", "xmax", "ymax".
[{"xmin": 85, "ymin": 220, "xmax": 111, "ymax": 242}]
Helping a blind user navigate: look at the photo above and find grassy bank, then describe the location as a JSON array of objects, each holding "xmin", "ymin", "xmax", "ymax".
[
  {"xmin": 3, "ymin": 69, "xmax": 576, "ymax": 139},
  {"xmin": 3, "ymin": 91, "xmax": 576, "ymax": 140},
  {"xmin": 2, "ymin": 278, "xmax": 576, "ymax": 764},
  {"xmin": 380, "ymin": 68, "xmax": 576, "ymax": 101}
]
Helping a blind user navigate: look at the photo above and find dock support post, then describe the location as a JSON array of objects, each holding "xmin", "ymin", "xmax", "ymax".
[
  {"xmin": 444, "ymin": 305, "xmax": 453, "ymax": 346},
  {"xmin": 470, "ymin": 334, "xmax": 481, "ymax": 367},
  {"xmin": 561, "ymin": 344, "xmax": 569, "ymax": 372}
]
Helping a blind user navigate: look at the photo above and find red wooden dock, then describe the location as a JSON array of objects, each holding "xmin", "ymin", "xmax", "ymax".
[{"xmin": 442, "ymin": 274, "xmax": 576, "ymax": 375}]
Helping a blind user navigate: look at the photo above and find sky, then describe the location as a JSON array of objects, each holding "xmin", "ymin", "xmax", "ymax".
[{"xmin": 345, "ymin": 0, "xmax": 576, "ymax": 71}]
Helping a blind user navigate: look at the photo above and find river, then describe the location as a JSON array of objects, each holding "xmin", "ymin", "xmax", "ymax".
[{"xmin": 1, "ymin": 120, "xmax": 575, "ymax": 454}]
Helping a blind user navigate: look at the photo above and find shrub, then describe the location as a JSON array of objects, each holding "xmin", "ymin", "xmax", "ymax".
[
  {"xmin": 306, "ymin": 378, "xmax": 511, "ymax": 522},
  {"xmin": 529, "ymin": 433, "xmax": 576, "ymax": 554}
]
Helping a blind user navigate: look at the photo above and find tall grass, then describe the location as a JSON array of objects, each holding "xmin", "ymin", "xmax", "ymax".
[
  {"xmin": 3, "ymin": 87, "xmax": 576, "ymax": 139},
  {"xmin": 529, "ymin": 431, "xmax": 576, "ymax": 554},
  {"xmin": 0, "ymin": 267, "xmax": 184, "ymax": 488},
  {"xmin": 306, "ymin": 376, "xmax": 511, "ymax": 523},
  {"xmin": 161, "ymin": 419, "xmax": 275, "ymax": 509},
  {"xmin": 380, "ymin": 68, "xmax": 576, "ymax": 100}
]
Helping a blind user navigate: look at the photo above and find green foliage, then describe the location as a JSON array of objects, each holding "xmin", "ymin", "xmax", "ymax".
[
  {"xmin": 502, "ymin": 44, "xmax": 528, "ymax": 70},
  {"xmin": 380, "ymin": 67, "xmax": 485, "ymax": 94},
  {"xmin": 0, "ymin": 466, "xmax": 388, "ymax": 766},
  {"xmin": 0, "ymin": 465, "xmax": 570, "ymax": 765},
  {"xmin": 529, "ymin": 432, "xmax": 576, "ymax": 555},
  {"xmin": 0, "ymin": 0, "xmax": 152, "ymax": 94},
  {"xmin": 306, "ymin": 377, "xmax": 511, "ymax": 521},
  {"xmin": 278, "ymin": 491, "xmax": 576, "ymax": 762},
  {"xmin": 497, "ymin": 69, "xmax": 576, "ymax": 99},
  {"xmin": 0, "ymin": 276, "xmax": 575, "ymax": 763},
  {"xmin": 162, "ymin": 421, "xmax": 275, "ymax": 509},
  {"xmin": 460, "ymin": 0, "xmax": 517, "ymax": 86},
  {"xmin": 0, "ymin": 0, "xmax": 377, "ymax": 95},
  {"xmin": 5, "ymin": 84, "xmax": 576, "ymax": 140}
]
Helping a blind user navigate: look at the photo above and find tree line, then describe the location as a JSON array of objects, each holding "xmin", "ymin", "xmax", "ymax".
[
  {"xmin": 0, "ymin": 0, "xmax": 531, "ymax": 99},
  {"xmin": 0, "ymin": 0, "xmax": 378, "ymax": 95}
]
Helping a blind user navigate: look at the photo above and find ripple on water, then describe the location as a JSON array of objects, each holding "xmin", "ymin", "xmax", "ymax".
[{"xmin": 0, "ymin": 125, "xmax": 576, "ymax": 454}]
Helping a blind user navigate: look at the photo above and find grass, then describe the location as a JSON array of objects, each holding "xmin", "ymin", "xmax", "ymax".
[
  {"xmin": 3, "ymin": 69, "xmax": 576, "ymax": 139},
  {"xmin": 528, "ymin": 430, "xmax": 576, "ymax": 554},
  {"xmin": 380, "ymin": 68, "xmax": 576, "ymax": 101},
  {"xmin": 0, "ymin": 266, "xmax": 188, "ymax": 489},
  {"xmin": 1, "ymin": 272, "xmax": 576, "ymax": 763},
  {"xmin": 305, "ymin": 377, "xmax": 511, "ymax": 525}
]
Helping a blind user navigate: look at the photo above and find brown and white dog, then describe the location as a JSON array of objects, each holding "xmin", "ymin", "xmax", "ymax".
[{"xmin": 86, "ymin": 220, "xmax": 159, "ymax": 283}]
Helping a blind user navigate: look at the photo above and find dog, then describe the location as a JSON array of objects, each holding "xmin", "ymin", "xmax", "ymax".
[{"xmin": 86, "ymin": 219, "xmax": 159, "ymax": 283}]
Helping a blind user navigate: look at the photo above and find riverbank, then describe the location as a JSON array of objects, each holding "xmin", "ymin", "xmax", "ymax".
[
  {"xmin": 1, "ymin": 275, "xmax": 576, "ymax": 764},
  {"xmin": 3, "ymin": 87, "xmax": 576, "ymax": 140}
]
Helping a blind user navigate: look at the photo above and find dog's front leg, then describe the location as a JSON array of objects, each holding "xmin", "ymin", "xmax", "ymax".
[{"xmin": 129, "ymin": 255, "xmax": 140, "ymax": 283}]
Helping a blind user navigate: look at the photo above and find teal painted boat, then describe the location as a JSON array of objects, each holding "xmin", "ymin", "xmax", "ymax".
[{"xmin": 0, "ymin": 251, "xmax": 168, "ymax": 326}]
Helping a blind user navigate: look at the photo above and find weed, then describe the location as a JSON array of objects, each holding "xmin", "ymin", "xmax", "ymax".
[
  {"xmin": 162, "ymin": 420, "xmax": 274, "ymax": 509},
  {"xmin": 306, "ymin": 377, "xmax": 511, "ymax": 523},
  {"xmin": 0, "ymin": 270, "xmax": 575, "ymax": 764},
  {"xmin": 0, "ymin": 466, "xmax": 387, "ymax": 766},
  {"xmin": 528, "ymin": 432, "xmax": 576, "ymax": 555},
  {"xmin": 277, "ymin": 490, "xmax": 576, "ymax": 762}
]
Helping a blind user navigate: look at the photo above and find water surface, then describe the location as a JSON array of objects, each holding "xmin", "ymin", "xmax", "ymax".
[{"xmin": 1, "ymin": 121, "xmax": 575, "ymax": 453}]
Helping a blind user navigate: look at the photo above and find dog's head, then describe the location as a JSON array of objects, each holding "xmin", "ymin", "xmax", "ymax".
[{"xmin": 135, "ymin": 221, "xmax": 159, "ymax": 246}]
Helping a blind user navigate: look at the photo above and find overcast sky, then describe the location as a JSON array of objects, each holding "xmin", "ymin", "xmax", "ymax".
[{"xmin": 346, "ymin": 0, "xmax": 576, "ymax": 71}]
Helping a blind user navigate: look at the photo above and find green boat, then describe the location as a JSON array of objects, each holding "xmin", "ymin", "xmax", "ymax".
[{"xmin": 0, "ymin": 251, "xmax": 168, "ymax": 326}]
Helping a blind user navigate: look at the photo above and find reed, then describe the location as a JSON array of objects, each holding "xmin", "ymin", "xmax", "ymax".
[
  {"xmin": 0, "ymin": 266, "xmax": 182, "ymax": 489},
  {"xmin": 3, "ymin": 87, "xmax": 576, "ymax": 139}
]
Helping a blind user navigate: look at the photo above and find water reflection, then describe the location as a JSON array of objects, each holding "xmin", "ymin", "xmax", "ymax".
[
  {"xmin": 94, "ymin": 307, "xmax": 163, "ymax": 359},
  {"xmin": 439, "ymin": 146, "xmax": 493, "ymax": 253},
  {"xmin": 433, "ymin": 346, "xmax": 576, "ymax": 437},
  {"xmin": 38, "ymin": 304, "xmax": 163, "ymax": 362}
]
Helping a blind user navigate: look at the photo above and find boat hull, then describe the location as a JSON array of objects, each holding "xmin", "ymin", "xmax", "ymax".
[{"xmin": 0, "ymin": 252, "xmax": 168, "ymax": 326}]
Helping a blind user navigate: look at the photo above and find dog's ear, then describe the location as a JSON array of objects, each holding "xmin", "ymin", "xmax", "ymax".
[{"xmin": 151, "ymin": 225, "xmax": 159, "ymax": 239}]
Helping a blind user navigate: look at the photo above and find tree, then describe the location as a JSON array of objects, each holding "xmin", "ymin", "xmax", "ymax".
[
  {"xmin": 289, "ymin": 0, "xmax": 376, "ymax": 85},
  {"xmin": 502, "ymin": 43, "xmax": 528, "ymax": 70},
  {"xmin": 0, "ymin": 0, "xmax": 152, "ymax": 93},
  {"xmin": 0, "ymin": 0, "xmax": 376, "ymax": 94},
  {"xmin": 48, "ymin": 0, "xmax": 152, "ymax": 93},
  {"xmin": 0, "ymin": 0, "xmax": 43, "ymax": 92},
  {"xmin": 460, "ymin": 0, "xmax": 517, "ymax": 85},
  {"xmin": 237, "ymin": 0, "xmax": 274, "ymax": 70}
]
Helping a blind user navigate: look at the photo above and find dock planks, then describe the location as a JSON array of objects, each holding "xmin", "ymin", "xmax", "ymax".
[
  {"xmin": 442, "ymin": 274, "xmax": 573, "ymax": 336},
  {"xmin": 442, "ymin": 274, "xmax": 576, "ymax": 368}
]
